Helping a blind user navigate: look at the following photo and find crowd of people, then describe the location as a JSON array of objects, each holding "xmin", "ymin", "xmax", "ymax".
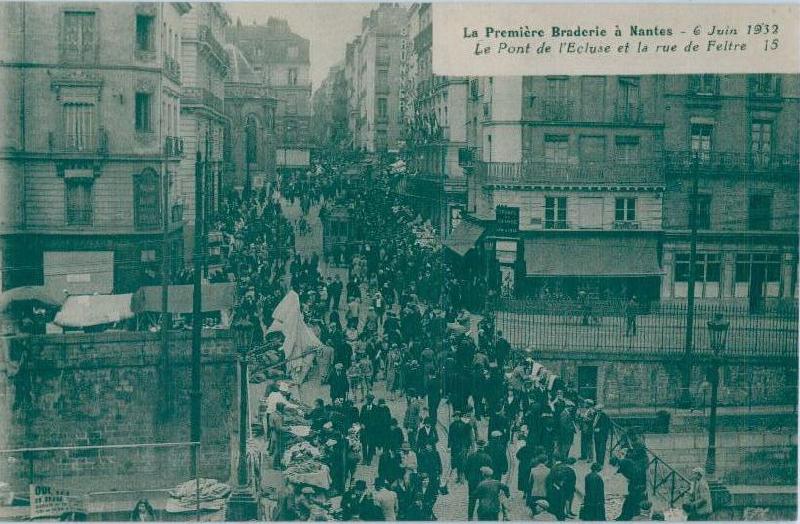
[{"xmin": 222, "ymin": 155, "xmax": 712, "ymax": 522}]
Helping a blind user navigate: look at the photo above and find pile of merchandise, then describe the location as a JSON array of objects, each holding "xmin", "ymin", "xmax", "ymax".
[
  {"xmin": 165, "ymin": 478, "xmax": 231, "ymax": 514},
  {"xmin": 282, "ymin": 442, "xmax": 331, "ymax": 490}
]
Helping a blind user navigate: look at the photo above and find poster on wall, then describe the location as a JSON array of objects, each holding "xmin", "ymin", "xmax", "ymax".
[{"xmin": 29, "ymin": 485, "xmax": 86, "ymax": 519}]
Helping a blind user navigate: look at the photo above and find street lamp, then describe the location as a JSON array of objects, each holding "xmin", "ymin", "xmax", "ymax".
[
  {"xmin": 705, "ymin": 313, "xmax": 729, "ymax": 476},
  {"xmin": 227, "ymin": 316, "xmax": 258, "ymax": 521}
]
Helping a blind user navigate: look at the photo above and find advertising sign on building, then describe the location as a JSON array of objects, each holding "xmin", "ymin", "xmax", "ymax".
[
  {"xmin": 495, "ymin": 206, "xmax": 520, "ymax": 237},
  {"xmin": 29, "ymin": 485, "xmax": 85, "ymax": 519}
]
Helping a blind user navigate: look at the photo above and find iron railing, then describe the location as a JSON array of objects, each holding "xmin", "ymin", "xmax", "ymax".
[
  {"xmin": 495, "ymin": 299, "xmax": 798, "ymax": 360},
  {"xmin": 181, "ymin": 87, "xmax": 224, "ymax": 115},
  {"xmin": 664, "ymin": 150, "xmax": 799, "ymax": 177},
  {"xmin": 48, "ymin": 128, "xmax": 108, "ymax": 154},
  {"xmin": 197, "ymin": 25, "xmax": 231, "ymax": 71},
  {"xmin": 165, "ymin": 136, "xmax": 184, "ymax": 157},
  {"xmin": 476, "ymin": 159, "xmax": 664, "ymax": 186},
  {"xmin": 163, "ymin": 53, "xmax": 181, "ymax": 84},
  {"xmin": 608, "ymin": 422, "xmax": 693, "ymax": 507},
  {"xmin": 539, "ymin": 98, "xmax": 574, "ymax": 121}
]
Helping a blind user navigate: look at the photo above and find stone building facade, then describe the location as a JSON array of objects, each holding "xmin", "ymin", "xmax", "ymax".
[
  {"xmin": 0, "ymin": 2, "xmax": 190, "ymax": 293},
  {"xmin": 226, "ymin": 18, "xmax": 312, "ymax": 173},
  {"xmin": 178, "ymin": 2, "xmax": 230, "ymax": 262},
  {"xmin": 659, "ymin": 74, "xmax": 799, "ymax": 309},
  {"xmin": 224, "ymin": 44, "xmax": 277, "ymax": 196}
]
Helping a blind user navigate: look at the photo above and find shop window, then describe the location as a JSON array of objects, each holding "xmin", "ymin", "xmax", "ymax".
[
  {"xmin": 735, "ymin": 253, "xmax": 782, "ymax": 298},
  {"xmin": 674, "ymin": 253, "xmax": 721, "ymax": 298}
]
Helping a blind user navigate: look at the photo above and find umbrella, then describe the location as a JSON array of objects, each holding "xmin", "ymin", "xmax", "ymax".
[{"xmin": 0, "ymin": 286, "xmax": 66, "ymax": 313}]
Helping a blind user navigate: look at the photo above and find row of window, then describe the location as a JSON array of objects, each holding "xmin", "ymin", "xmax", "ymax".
[
  {"xmin": 541, "ymin": 134, "xmax": 642, "ymax": 163},
  {"xmin": 537, "ymin": 193, "xmax": 772, "ymax": 231},
  {"xmin": 690, "ymin": 121, "xmax": 774, "ymax": 168},
  {"xmin": 65, "ymin": 171, "xmax": 161, "ymax": 228},
  {"xmin": 542, "ymin": 197, "xmax": 637, "ymax": 230},
  {"xmin": 673, "ymin": 252, "xmax": 789, "ymax": 299},
  {"xmin": 64, "ymin": 11, "xmax": 179, "ymax": 63}
]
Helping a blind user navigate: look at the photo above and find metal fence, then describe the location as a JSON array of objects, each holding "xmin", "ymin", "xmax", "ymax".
[
  {"xmin": 0, "ymin": 442, "xmax": 204, "ymax": 521},
  {"xmin": 495, "ymin": 299, "xmax": 798, "ymax": 360}
]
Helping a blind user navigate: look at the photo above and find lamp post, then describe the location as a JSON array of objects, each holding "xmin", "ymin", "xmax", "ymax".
[
  {"xmin": 705, "ymin": 313, "xmax": 729, "ymax": 476},
  {"xmin": 227, "ymin": 317, "xmax": 258, "ymax": 521}
]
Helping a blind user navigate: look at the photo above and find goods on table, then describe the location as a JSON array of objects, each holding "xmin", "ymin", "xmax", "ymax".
[
  {"xmin": 165, "ymin": 478, "xmax": 231, "ymax": 513},
  {"xmin": 282, "ymin": 441, "xmax": 331, "ymax": 490}
]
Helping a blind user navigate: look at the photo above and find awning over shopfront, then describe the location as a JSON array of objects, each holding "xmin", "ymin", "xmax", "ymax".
[
  {"xmin": 443, "ymin": 221, "xmax": 485, "ymax": 256},
  {"xmin": 131, "ymin": 283, "xmax": 235, "ymax": 314},
  {"xmin": 54, "ymin": 294, "xmax": 134, "ymax": 328},
  {"xmin": 524, "ymin": 236, "xmax": 662, "ymax": 277}
]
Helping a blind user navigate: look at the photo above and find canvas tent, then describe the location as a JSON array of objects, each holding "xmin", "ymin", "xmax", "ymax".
[
  {"xmin": 265, "ymin": 290, "xmax": 322, "ymax": 383},
  {"xmin": 54, "ymin": 294, "xmax": 134, "ymax": 329}
]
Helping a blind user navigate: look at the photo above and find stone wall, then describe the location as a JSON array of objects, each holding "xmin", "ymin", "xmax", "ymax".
[
  {"xmin": 535, "ymin": 353, "xmax": 797, "ymax": 408},
  {"xmin": 0, "ymin": 330, "xmax": 237, "ymax": 495}
]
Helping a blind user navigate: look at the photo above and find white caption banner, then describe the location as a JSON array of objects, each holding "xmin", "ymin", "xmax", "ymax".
[{"xmin": 432, "ymin": 3, "xmax": 800, "ymax": 75}]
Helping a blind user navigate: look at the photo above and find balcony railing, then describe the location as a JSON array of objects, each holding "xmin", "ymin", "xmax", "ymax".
[
  {"xmin": 163, "ymin": 53, "xmax": 181, "ymax": 84},
  {"xmin": 664, "ymin": 150, "xmax": 799, "ymax": 177},
  {"xmin": 687, "ymin": 75, "xmax": 721, "ymax": 96},
  {"xmin": 613, "ymin": 220, "xmax": 640, "ymax": 230},
  {"xmin": 539, "ymin": 98, "xmax": 574, "ymax": 121},
  {"xmin": 748, "ymin": 75, "xmax": 782, "ymax": 99},
  {"xmin": 197, "ymin": 25, "xmax": 231, "ymax": 71},
  {"xmin": 476, "ymin": 158, "xmax": 665, "ymax": 187},
  {"xmin": 165, "ymin": 136, "xmax": 184, "ymax": 157},
  {"xmin": 614, "ymin": 102, "xmax": 644, "ymax": 124},
  {"xmin": 181, "ymin": 87, "xmax": 224, "ymax": 115},
  {"xmin": 48, "ymin": 128, "xmax": 108, "ymax": 154}
]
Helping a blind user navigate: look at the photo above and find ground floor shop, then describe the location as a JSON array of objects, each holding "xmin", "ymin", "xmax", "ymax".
[
  {"xmin": 1, "ymin": 229, "xmax": 183, "ymax": 294},
  {"xmin": 660, "ymin": 234, "xmax": 798, "ymax": 310}
]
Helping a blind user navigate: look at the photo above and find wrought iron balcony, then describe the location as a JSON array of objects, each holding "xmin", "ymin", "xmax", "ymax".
[
  {"xmin": 165, "ymin": 136, "xmax": 184, "ymax": 157},
  {"xmin": 539, "ymin": 98, "xmax": 574, "ymax": 121},
  {"xmin": 664, "ymin": 150, "xmax": 799, "ymax": 177},
  {"xmin": 48, "ymin": 128, "xmax": 108, "ymax": 155},
  {"xmin": 613, "ymin": 220, "xmax": 640, "ymax": 230},
  {"xmin": 748, "ymin": 74, "xmax": 782, "ymax": 99},
  {"xmin": 181, "ymin": 87, "xmax": 224, "ymax": 115},
  {"xmin": 476, "ymin": 158, "xmax": 664, "ymax": 187},
  {"xmin": 163, "ymin": 53, "xmax": 181, "ymax": 84},
  {"xmin": 614, "ymin": 102, "xmax": 644, "ymax": 124},
  {"xmin": 197, "ymin": 25, "xmax": 231, "ymax": 71},
  {"xmin": 687, "ymin": 75, "xmax": 721, "ymax": 97}
]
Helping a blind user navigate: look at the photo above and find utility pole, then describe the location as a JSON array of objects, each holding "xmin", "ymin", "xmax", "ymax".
[
  {"xmin": 159, "ymin": 160, "xmax": 172, "ymax": 420},
  {"xmin": 191, "ymin": 147, "xmax": 204, "ymax": 478},
  {"xmin": 680, "ymin": 153, "xmax": 700, "ymax": 408}
]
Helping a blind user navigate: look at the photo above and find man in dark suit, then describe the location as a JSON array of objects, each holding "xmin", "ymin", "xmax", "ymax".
[
  {"xmin": 415, "ymin": 417, "xmax": 439, "ymax": 451},
  {"xmin": 329, "ymin": 363, "xmax": 349, "ymax": 403},
  {"xmin": 359, "ymin": 394, "xmax": 379, "ymax": 464},
  {"xmin": 581, "ymin": 462, "xmax": 606, "ymax": 521},
  {"xmin": 448, "ymin": 411, "xmax": 473, "ymax": 483},
  {"xmin": 465, "ymin": 439, "xmax": 493, "ymax": 520},
  {"xmin": 592, "ymin": 405, "xmax": 612, "ymax": 466}
]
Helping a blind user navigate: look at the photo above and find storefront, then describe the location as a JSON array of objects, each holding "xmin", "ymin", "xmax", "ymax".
[{"xmin": 520, "ymin": 234, "xmax": 663, "ymax": 300}]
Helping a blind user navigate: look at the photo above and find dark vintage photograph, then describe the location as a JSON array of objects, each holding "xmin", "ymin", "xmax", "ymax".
[{"xmin": 0, "ymin": 2, "xmax": 797, "ymax": 522}]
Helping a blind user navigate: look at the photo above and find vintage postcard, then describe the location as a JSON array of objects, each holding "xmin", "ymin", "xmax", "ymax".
[{"xmin": 0, "ymin": 1, "xmax": 797, "ymax": 522}]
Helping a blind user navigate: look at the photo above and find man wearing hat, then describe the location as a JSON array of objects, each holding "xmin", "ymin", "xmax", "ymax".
[
  {"xmin": 415, "ymin": 417, "xmax": 439, "ymax": 451},
  {"xmin": 532, "ymin": 499, "xmax": 558, "ymax": 521},
  {"xmin": 581, "ymin": 462, "xmax": 606, "ymax": 521},
  {"xmin": 465, "ymin": 439, "xmax": 493, "ymax": 520},
  {"xmin": 592, "ymin": 404, "xmax": 612, "ymax": 466},
  {"xmin": 578, "ymin": 399, "xmax": 596, "ymax": 462},
  {"xmin": 340, "ymin": 479, "xmax": 368, "ymax": 520},
  {"xmin": 359, "ymin": 394, "xmax": 379, "ymax": 465},
  {"xmin": 487, "ymin": 430, "xmax": 508, "ymax": 480},
  {"xmin": 448, "ymin": 411, "xmax": 473, "ymax": 484},
  {"xmin": 328, "ymin": 362, "xmax": 349, "ymax": 403},
  {"xmin": 474, "ymin": 466, "xmax": 510, "ymax": 521}
]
